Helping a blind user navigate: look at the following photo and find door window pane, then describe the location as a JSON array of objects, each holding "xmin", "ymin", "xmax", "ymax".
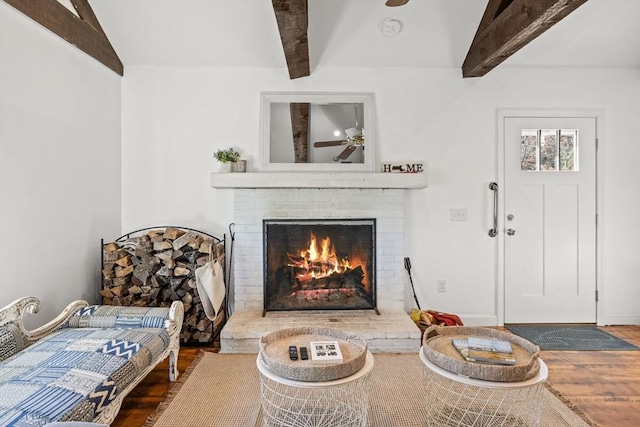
[
  {"xmin": 560, "ymin": 129, "xmax": 578, "ymax": 171},
  {"xmin": 521, "ymin": 129, "xmax": 579, "ymax": 172},
  {"xmin": 521, "ymin": 129, "xmax": 538, "ymax": 171},
  {"xmin": 540, "ymin": 130, "xmax": 557, "ymax": 171}
]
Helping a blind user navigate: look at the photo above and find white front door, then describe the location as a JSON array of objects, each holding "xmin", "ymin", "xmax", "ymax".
[{"xmin": 504, "ymin": 117, "xmax": 597, "ymax": 323}]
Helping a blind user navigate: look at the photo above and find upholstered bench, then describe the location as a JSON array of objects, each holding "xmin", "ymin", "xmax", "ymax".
[{"xmin": 0, "ymin": 297, "xmax": 183, "ymax": 426}]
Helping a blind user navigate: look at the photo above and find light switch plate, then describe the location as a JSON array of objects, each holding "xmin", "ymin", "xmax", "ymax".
[{"xmin": 450, "ymin": 208, "xmax": 468, "ymax": 221}]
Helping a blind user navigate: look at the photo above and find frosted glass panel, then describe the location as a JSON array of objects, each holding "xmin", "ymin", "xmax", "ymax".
[
  {"xmin": 521, "ymin": 129, "xmax": 538, "ymax": 171},
  {"xmin": 540, "ymin": 130, "xmax": 557, "ymax": 171},
  {"xmin": 560, "ymin": 129, "xmax": 578, "ymax": 171},
  {"xmin": 520, "ymin": 129, "xmax": 579, "ymax": 172}
]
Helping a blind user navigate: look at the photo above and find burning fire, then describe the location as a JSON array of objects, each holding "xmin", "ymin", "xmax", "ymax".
[
  {"xmin": 287, "ymin": 233, "xmax": 355, "ymax": 283},
  {"xmin": 290, "ymin": 288, "xmax": 356, "ymax": 302}
]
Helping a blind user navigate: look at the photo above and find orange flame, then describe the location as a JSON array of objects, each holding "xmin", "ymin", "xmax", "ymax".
[{"xmin": 288, "ymin": 233, "xmax": 358, "ymax": 282}]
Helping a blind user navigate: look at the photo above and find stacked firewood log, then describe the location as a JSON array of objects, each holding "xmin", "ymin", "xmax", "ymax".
[{"xmin": 101, "ymin": 227, "xmax": 225, "ymax": 344}]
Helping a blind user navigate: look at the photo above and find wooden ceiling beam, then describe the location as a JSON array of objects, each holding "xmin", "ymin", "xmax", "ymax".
[
  {"xmin": 271, "ymin": 0, "xmax": 310, "ymax": 79},
  {"xmin": 69, "ymin": 0, "xmax": 106, "ymax": 35},
  {"xmin": 472, "ymin": 0, "xmax": 514, "ymax": 40},
  {"xmin": 385, "ymin": 0, "xmax": 410, "ymax": 6},
  {"xmin": 3, "ymin": 0, "xmax": 123, "ymax": 76},
  {"xmin": 462, "ymin": 0, "xmax": 588, "ymax": 78}
]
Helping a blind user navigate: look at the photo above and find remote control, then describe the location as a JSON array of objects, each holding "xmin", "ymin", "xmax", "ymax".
[
  {"xmin": 289, "ymin": 345, "xmax": 298, "ymax": 360},
  {"xmin": 300, "ymin": 347, "xmax": 308, "ymax": 360}
]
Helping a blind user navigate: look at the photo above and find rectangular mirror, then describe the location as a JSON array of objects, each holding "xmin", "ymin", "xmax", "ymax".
[{"xmin": 259, "ymin": 92, "xmax": 376, "ymax": 172}]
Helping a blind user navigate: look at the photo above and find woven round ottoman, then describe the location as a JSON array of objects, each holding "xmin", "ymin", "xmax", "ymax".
[
  {"xmin": 257, "ymin": 327, "xmax": 373, "ymax": 427},
  {"xmin": 420, "ymin": 326, "xmax": 548, "ymax": 427}
]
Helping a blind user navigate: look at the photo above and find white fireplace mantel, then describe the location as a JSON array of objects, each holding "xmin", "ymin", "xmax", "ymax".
[{"xmin": 210, "ymin": 172, "xmax": 428, "ymax": 189}]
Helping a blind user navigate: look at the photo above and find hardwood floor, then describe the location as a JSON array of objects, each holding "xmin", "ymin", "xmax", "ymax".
[
  {"xmin": 541, "ymin": 326, "xmax": 640, "ymax": 427},
  {"xmin": 112, "ymin": 326, "xmax": 640, "ymax": 427},
  {"xmin": 111, "ymin": 346, "xmax": 204, "ymax": 427}
]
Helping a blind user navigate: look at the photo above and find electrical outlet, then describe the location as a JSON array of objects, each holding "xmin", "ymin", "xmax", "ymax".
[{"xmin": 437, "ymin": 280, "xmax": 446, "ymax": 293}]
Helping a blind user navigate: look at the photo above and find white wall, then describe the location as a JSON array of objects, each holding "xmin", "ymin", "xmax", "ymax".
[
  {"xmin": 121, "ymin": 65, "xmax": 639, "ymax": 325},
  {"xmin": 0, "ymin": 4, "xmax": 122, "ymax": 326}
]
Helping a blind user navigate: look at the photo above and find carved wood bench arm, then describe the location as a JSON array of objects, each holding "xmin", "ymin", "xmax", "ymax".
[{"xmin": 0, "ymin": 297, "xmax": 89, "ymax": 346}]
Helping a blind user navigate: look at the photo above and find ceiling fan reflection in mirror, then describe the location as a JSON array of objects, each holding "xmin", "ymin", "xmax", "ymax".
[
  {"xmin": 314, "ymin": 128, "xmax": 364, "ymax": 162},
  {"xmin": 313, "ymin": 105, "xmax": 365, "ymax": 162}
]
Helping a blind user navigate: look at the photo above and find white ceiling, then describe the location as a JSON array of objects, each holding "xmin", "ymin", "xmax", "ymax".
[{"xmin": 90, "ymin": 0, "xmax": 640, "ymax": 71}]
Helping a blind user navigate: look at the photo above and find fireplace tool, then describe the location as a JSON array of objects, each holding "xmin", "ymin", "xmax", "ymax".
[{"xmin": 404, "ymin": 257, "xmax": 421, "ymax": 310}]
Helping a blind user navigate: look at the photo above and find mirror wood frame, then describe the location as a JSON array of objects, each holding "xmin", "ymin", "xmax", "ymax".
[{"xmin": 259, "ymin": 92, "xmax": 376, "ymax": 172}]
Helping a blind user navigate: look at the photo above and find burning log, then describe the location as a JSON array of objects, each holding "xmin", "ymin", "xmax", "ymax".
[
  {"xmin": 292, "ymin": 265, "xmax": 365, "ymax": 289},
  {"xmin": 102, "ymin": 228, "xmax": 225, "ymax": 344},
  {"xmin": 285, "ymin": 233, "xmax": 366, "ymax": 287}
]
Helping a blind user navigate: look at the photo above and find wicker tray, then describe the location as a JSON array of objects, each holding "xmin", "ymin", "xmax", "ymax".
[
  {"xmin": 422, "ymin": 325, "xmax": 540, "ymax": 382},
  {"xmin": 259, "ymin": 327, "xmax": 367, "ymax": 382}
]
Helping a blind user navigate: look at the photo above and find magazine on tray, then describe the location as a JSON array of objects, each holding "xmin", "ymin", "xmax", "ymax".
[
  {"xmin": 452, "ymin": 336, "xmax": 516, "ymax": 365},
  {"xmin": 309, "ymin": 340, "xmax": 344, "ymax": 364}
]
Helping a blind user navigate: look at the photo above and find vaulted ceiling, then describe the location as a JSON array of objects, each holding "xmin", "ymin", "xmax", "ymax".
[{"xmin": 4, "ymin": 0, "xmax": 640, "ymax": 77}]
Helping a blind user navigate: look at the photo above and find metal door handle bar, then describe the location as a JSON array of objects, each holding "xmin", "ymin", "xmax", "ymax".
[{"xmin": 489, "ymin": 182, "xmax": 498, "ymax": 237}]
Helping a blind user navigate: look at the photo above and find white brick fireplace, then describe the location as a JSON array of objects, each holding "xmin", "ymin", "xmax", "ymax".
[
  {"xmin": 233, "ymin": 188, "xmax": 406, "ymax": 311},
  {"xmin": 212, "ymin": 172, "xmax": 427, "ymax": 353}
]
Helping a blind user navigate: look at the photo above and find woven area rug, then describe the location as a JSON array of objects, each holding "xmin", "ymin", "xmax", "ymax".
[
  {"xmin": 145, "ymin": 352, "xmax": 599, "ymax": 427},
  {"xmin": 506, "ymin": 325, "xmax": 639, "ymax": 351}
]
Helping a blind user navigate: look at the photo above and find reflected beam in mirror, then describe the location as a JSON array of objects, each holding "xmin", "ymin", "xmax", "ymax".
[{"xmin": 290, "ymin": 103, "xmax": 310, "ymax": 163}]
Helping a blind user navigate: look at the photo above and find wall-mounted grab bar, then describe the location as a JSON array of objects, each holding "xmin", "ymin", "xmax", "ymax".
[{"xmin": 489, "ymin": 182, "xmax": 498, "ymax": 237}]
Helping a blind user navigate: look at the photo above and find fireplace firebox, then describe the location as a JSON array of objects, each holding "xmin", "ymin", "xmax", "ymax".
[{"xmin": 263, "ymin": 218, "xmax": 376, "ymax": 313}]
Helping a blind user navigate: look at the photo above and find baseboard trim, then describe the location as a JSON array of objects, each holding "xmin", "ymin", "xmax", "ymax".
[
  {"xmin": 458, "ymin": 315, "xmax": 498, "ymax": 326},
  {"xmin": 603, "ymin": 314, "xmax": 640, "ymax": 326}
]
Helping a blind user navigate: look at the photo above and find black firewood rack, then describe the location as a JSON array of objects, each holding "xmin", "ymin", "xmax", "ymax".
[{"xmin": 100, "ymin": 226, "xmax": 228, "ymax": 346}]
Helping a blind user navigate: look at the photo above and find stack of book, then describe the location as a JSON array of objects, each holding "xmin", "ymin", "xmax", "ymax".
[{"xmin": 451, "ymin": 336, "xmax": 517, "ymax": 365}]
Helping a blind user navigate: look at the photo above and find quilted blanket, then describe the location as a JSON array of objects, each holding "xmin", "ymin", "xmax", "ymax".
[{"xmin": 0, "ymin": 301, "xmax": 182, "ymax": 426}]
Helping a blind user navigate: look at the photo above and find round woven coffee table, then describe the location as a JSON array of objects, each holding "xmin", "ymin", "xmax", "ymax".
[
  {"xmin": 420, "ymin": 348, "xmax": 548, "ymax": 427},
  {"xmin": 257, "ymin": 351, "xmax": 374, "ymax": 427}
]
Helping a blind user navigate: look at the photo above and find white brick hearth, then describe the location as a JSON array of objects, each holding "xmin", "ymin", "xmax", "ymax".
[
  {"xmin": 219, "ymin": 186, "xmax": 422, "ymax": 353},
  {"xmin": 222, "ymin": 309, "xmax": 420, "ymax": 353}
]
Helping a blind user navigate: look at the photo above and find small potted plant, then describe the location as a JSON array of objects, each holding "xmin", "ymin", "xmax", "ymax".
[{"xmin": 213, "ymin": 147, "xmax": 240, "ymax": 172}]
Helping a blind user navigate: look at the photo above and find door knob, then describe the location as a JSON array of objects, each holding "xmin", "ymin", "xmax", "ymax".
[{"xmin": 506, "ymin": 228, "xmax": 516, "ymax": 236}]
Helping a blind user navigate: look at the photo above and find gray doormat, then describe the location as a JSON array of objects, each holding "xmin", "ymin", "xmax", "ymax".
[{"xmin": 506, "ymin": 325, "xmax": 639, "ymax": 351}]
